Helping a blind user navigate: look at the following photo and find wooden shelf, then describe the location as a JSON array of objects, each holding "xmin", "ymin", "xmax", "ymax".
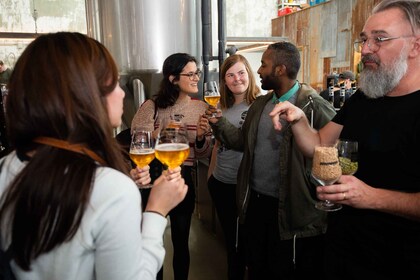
[{"xmin": 278, "ymin": 3, "xmax": 301, "ymax": 6}]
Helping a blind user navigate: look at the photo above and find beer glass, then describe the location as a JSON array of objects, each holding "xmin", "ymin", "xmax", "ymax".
[
  {"xmin": 312, "ymin": 144, "xmax": 342, "ymax": 211},
  {"xmin": 129, "ymin": 129, "xmax": 155, "ymax": 188},
  {"xmin": 155, "ymin": 117, "xmax": 190, "ymax": 169},
  {"xmin": 338, "ymin": 140, "xmax": 358, "ymax": 175},
  {"xmin": 203, "ymin": 81, "xmax": 220, "ymax": 118}
]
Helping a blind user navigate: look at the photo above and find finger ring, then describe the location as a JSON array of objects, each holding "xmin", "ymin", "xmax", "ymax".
[{"xmin": 342, "ymin": 192, "xmax": 347, "ymax": 200}]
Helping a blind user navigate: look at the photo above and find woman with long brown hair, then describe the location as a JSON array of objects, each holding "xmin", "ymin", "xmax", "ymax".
[
  {"xmin": 0, "ymin": 32, "xmax": 187, "ymax": 280},
  {"xmin": 131, "ymin": 53, "xmax": 212, "ymax": 280}
]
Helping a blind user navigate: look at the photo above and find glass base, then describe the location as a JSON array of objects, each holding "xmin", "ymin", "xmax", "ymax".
[
  {"xmin": 315, "ymin": 200, "xmax": 342, "ymax": 212},
  {"xmin": 138, "ymin": 183, "xmax": 153, "ymax": 189}
]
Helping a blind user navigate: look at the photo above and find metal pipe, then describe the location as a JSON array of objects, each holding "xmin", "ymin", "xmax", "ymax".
[
  {"xmin": 201, "ymin": 0, "xmax": 212, "ymax": 84},
  {"xmin": 217, "ymin": 0, "xmax": 226, "ymax": 73},
  {"xmin": 132, "ymin": 78, "xmax": 145, "ymax": 112},
  {"xmin": 202, "ymin": 0, "xmax": 226, "ymax": 83},
  {"xmin": 0, "ymin": 85, "xmax": 9, "ymax": 155}
]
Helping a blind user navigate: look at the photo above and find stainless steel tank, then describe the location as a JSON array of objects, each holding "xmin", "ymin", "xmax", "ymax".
[
  {"xmin": 85, "ymin": 0, "xmax": 203, "ymax": 129},
  {"xmin": 86, "ymin": 0, "xmax": 201, "ymax": 73}
]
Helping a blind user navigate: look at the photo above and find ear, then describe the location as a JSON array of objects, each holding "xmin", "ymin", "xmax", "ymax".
[
  {"xmin": 410, "ymin": 36, "xmax": 420, "ymax": 57},
  {"xmin": 275, "ymin": 64, "xmax": 286, "ymax": 76},
  {"xmin": 169, "ymin": 75, "xmax": 177, "ymax": 84}
]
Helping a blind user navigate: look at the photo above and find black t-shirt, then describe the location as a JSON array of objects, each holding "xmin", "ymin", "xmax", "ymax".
[
  {"xmin": 333, "ymin": 90, "xmax": 420, "ymax": 192},
  {"xmin": 326, "ymin": 90, "xmax": 420, "ymax": 276}
]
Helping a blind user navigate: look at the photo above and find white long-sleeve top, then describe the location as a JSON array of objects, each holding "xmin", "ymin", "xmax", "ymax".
[{"xmin": 0, "ymin": 151, "xmax": 167, "ymax": 280}]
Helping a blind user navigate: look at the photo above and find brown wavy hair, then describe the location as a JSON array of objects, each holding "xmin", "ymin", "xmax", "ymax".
[
  {"xmin": 0, "ymin": 32, "xmax": 128, "ymax": 270},
  {"xmin": 219, "ymin": 54, "xmax": 259, "ymax": 109}
]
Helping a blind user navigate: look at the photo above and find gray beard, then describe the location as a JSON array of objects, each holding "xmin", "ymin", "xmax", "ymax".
[{"xmin": 358, "ymin": 48, "xmax": 408, "ymax": 99}]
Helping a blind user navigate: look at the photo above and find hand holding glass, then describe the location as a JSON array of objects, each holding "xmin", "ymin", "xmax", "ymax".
[
  {"xmin": 129, "ymin": 129, "xmax": 155, "ymax": 189},
  {"xmin": 203, "ymin": 81, "xmax": 220, "ymax": 117},
  {"xmin": 155, "ymin": 118, "xmax": 190, "ymax": 169},
  {"xmin": 312, "ymin": 144, "xmax": 342, "ymax": 211}
]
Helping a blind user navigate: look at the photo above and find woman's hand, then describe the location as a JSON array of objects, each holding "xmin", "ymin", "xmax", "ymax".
[
  {"xmin": 146, "ymin": 166, "xmax": 188, "ymax": 216},
  {"xmin": 163, "ymin": 166, "xmax": 183, "ymax": 181},
  {"xmin": 129, "ymin": 165, "xmax": 152, "ymax": 188},
  {"xmin": 196, "ymin": 114, "xmax": 210, "ymax": 140},
  {"xmin": 204, "ymin": 106, "xmax": 222, "ymax": 124}
]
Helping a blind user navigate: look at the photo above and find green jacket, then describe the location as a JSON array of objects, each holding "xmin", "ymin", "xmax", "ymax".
[
  {"xmin": 211, "ymin": 83, "xmax": 336, "ymax": 240},
  {"xmin": 0, "ymin": 68, "xmax": 12, "ymax": 85}
]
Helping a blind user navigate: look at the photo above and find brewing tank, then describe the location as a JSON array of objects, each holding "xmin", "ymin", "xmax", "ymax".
[
  {"xmin": 85, "ymin": 0, "xmax": 204, "ymax": 129},
  {"xmin": 86, "ymin": 0, "xmax": 201, "ymax": 73}
]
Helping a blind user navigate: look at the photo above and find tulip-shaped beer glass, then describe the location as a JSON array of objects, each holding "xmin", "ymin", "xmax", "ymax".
[
  {"xmin": 129, "ymin": 129, "xmax": 155, "ymax": 188},
  {"xmin": 155, "ymin": 117, "xmax": 190, "ymax": 169}
]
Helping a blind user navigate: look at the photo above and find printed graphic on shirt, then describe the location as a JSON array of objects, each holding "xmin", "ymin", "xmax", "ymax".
[
  {"xmin": 172, "ymin": 113, "xmax": 184, "ymax": 121},
  {"xmin": 239, "ymin": 110, "xmax": 248, "ymax": 127}
]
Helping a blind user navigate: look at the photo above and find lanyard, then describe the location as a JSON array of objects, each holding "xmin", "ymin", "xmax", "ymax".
[{"xmin": 33, "ymin": 137, "xmax": 106, "ymax": 165}]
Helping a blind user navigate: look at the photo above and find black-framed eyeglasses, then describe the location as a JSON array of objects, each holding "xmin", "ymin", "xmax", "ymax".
[
  {"xmin": 353, "ymin": 35, "xmax": 414, "ymax": 53},
  {"xmin": 179, "ymin": 70, "xmax": 202, "ymax": 80}
]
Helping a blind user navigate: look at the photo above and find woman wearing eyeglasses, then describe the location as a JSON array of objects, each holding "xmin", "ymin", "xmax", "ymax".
[{"xmin": 131, "ymin": 53, "xmax": 212, "ymax": 280}]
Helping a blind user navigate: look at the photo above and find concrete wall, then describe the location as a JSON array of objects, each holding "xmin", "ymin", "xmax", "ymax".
[
  {"xmin": 226, "ymin": 0, "xmax": 277, "ymax": 37},
  {"xmin": 0, "ymin": 0, "xmax": 86, "ymax": 67},
  {"xmin": 226, "ymin": 0, "xmax": 279, "ymax": 94}
]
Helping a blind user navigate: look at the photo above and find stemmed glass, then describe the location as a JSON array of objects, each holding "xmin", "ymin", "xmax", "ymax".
[
  {"xmin": 338, "ymin": 140, "xmax": 358, "ymax": 175},
  {"xmin": 312, "ymin": 144, "xmax": 343, "ymax": 211},
  {"xmin": 155, "ymin": 117, "xmax": 190, "ymax": 169},
  {"xmin": 129, "ymin": 129, "xmax": 155, "ymax": 189},
  {"xmin": 203, "ymin": 81, "xmax": 220, "ymax": 118}
]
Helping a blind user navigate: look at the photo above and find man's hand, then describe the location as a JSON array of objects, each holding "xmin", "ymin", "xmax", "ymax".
[{"xmin": 269, "ymin": 101, "xmax": 305, "ymax": 131}]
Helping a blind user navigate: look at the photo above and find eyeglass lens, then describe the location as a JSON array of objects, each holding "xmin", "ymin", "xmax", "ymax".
[
  {"xmin": 355, "ymin": 38, "xmax": 374, "ymax": 53},
  {"xmin": 188, "ymin": 71, "xmax": 201, "ymax": 80}
]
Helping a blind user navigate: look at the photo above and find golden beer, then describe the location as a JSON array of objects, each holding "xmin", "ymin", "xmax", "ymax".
[
  {"xmin": 129, "ymin": 149, "xmax": 155, "ymax": 167},
  {"xmin": 204, "ymin": 96, "xmax": 220, "ymax": 107},
  {"xmin": 155, "ymin": 143, "xmax": 190, "ymax": 168}
]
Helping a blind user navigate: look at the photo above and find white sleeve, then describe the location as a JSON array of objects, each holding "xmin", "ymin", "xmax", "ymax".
[{"xmin": 92, "ymin": 168, "xmax": 167, "ymax": 280}]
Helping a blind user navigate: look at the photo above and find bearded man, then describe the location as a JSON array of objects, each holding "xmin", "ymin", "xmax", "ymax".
[{"xmin": 269, "ymin": 0, "xmax": 420, "ymax": 279}]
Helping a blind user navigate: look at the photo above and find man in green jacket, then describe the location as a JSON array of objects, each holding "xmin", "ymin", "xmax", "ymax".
[
  {"xmin": 0, "ymin": 60, "xmax": 12, "ymax": 85},
  {"xmin": 206, "ymin": 42, "xmax": 336, "ymax": 279}
]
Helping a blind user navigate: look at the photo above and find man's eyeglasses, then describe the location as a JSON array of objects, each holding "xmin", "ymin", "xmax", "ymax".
[
  {"xmin": 179, "ymin": 70, "xmax": 202, "ymax": 80},
  {"xmin": 353, "ymin": 35, "xmax": 414, "ymax": 53}
]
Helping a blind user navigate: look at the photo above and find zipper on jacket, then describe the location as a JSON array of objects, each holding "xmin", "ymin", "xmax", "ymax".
[
  {"xmin": 241, "ymin": 184, "xmax": 250, "ymax": 220},
  {"xmin": 293, "ymin": 234, "xmax": 297, "ymax": 268},
  {"xmin": 235, "ymin": 217, "xmax": 239, "ymax": 251}
]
